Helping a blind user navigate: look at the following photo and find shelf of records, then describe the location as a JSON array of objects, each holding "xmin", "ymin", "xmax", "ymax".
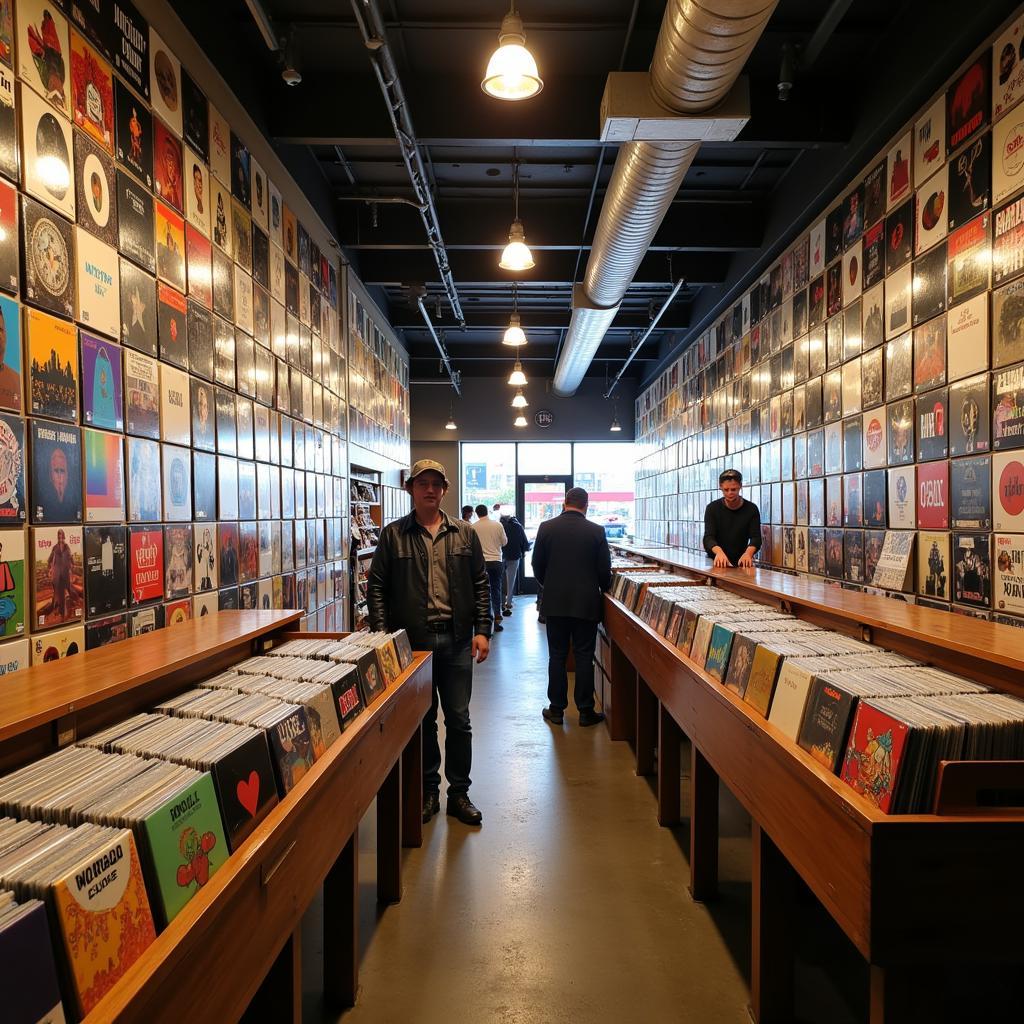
[
  {"xmin": 0, "ymin": 625, "xmax": 417, "ymax": 1023},
  {"xmin": 630, "ymin": 11, "xmax": 1024, "ymax": 624},
  {"xmin": 0, "ymin": 0, "xmax": 348, "ymax": 417},
  {"xmin": 348, "ymin": 287, "xmax": 410, "ymax": 462}
]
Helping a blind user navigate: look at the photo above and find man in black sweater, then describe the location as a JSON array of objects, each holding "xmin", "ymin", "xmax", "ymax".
[
  {"xmin": 703, "ymin": 469, "xmax": 762, "ymax": 568},
  {"xmin": 532, "ymin": 487, "xmax": 611, "ymax": 727}
]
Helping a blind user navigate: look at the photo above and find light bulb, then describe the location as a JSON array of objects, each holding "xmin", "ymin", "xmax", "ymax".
[
  {"xmin": 507, "ymin": 361, "xmax": 527, "ymax": 386},
  {"xmin": 514, "ymin": 414, "xmax": 528, "ymax": 427},
  {"xmin": 502, "ymin": 313, "xmax": 528, "ymax": 346},
  {"xmin": 499, "ymin": 219, "xmax": 535, "ymax": 271},
  {"xmin": 610, "ymin": 416, "xmax": 622, "ymax": 432},
  {"xmin": 445, "ymin": 417, "xmax": 457, "ymax": 430},
  {"xmin": 511, "ymin": 390, "xmax": 528, "ymax": 409},
  {"xmin": 482, "ymin": 11, "xmax": 543, "ymax": 102}
]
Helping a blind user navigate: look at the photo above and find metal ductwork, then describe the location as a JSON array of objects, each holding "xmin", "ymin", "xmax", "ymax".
[{"xmin": 551, "ymin": 0, "xmax": 777, "ymax": 397}]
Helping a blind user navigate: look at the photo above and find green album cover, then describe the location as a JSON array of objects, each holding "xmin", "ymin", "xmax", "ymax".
[
  {"xmin": 142, "ymin": 772, "xmax": 228, "ymax": 926},
  {"xmin": 0, "ymin": 528, "xmax": 25, "ymax": 637}
]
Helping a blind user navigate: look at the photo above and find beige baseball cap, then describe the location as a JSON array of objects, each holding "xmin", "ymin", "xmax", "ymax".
[{"xmin": 407, "ymin": 459, "xmax": 450, "ymax": 487}]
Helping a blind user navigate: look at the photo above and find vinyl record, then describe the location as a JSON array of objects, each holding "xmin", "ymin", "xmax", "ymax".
[
  {"xmin": 31, "ymin": 525, "xmax": 84, "ymax": 628},
  {"xmin": 154, "ymin": 197, "xmax": 185, "ymax": 290},
  {"xmin": 949, "ymin": 373, "xmax": 990, "ymax": 457},
  {"xmin": 952, "ymin": 531, "xmax": 991, "ymax": 607},
  {"xmin": 148, "ymin": 26, "xmax": 181, "ymax": 135},
  {"xmin": 947, "ymin": 133, "xmax": 990, "ymax": 230},
  {"xmin": 69, "ymin": 29, "xmax": 113, "ymax": 152},
  {"xmin": 915, "ymin": 164, "xmax": 948, "ymax": 255},
  {"xmin": 914, "ymin": 95, "xmax": 945, "ymax": 189},
  {"xmin": 30, "ymin": 419, "xmax": 81, "ymax": 523},
  {"xmin": 19, "ymin": 84, "xmax": 74, "ymax": 218},
  {"xmin": 118, "ymin": 256, "xmax": 157, "ymax": 356},
  {"xmin": 947, "ymin": 212, "xmax": 991, "ymax": 306},
  {"xmin": 81, "ymin": 333, "xmax": 122, "ymax": 430},
  {"xmin": 885, "ymin": 331, "xmax": 913, "ymax": 401},
  {"xmin": 123, "ymin": 347, "xmax": 159, "ymax": 438},
  {"xmin": 157, "ymin": 282, "xmax": 187, "ymax": 369},
  {"xmin": 114, "ymin": 77, "xmax": 152, "ymax": 188},
  {"xmin": 116, "ymin": 167, "xmax": 154, "ymax": 273},
  {"xmin": 885, "ymin": 197, "xmax": 914, "ymax": 275},
  {"xmin": 993, "ymin": 361, "xmax": 1024, "ymax": 451},
  {"xmin": 912, "ymin": 243, "xmax": 948, "ymax": 326},
  {"xmin": 16, "ymin": 0, "xmax": 71, "ymax": 115},
  {"xmin": 163, "ymin": 523, "xmax": 191, "ymax": 598},
  {"xmin": 26, "ymin": 305, "xmax": 77, "ymax": 420},
  {"xmin": 993, "ymin": 110, "xmax": 1024, "ymax": 207},
  {"xmin": 993, "ymin": 194, "xmax": 1024, "ymax": 287},
  {"xmin": 128, "ymin": 524, "xmax": 162, "ymax": 605},
  {"xmin": 950, "ymin": 454, "xmax": 991, "ymax": 530},
  {"xmin": 916, "ymin": 387, "xmax": 949, "ymax": 461},
  {"xmin": 887, "ymin": 397, "xmax": 915, "ymax": 466},
  {"xmin": 946, "ymin": 55, "xmax": 989, "ymax": 156},
  {"xmin": 993, "ymin": 11, "xmax": 1024, "ymax": 120},
  {"xmin": 73, "ymin": 129, "xmax": 116, "ymax": 246}
]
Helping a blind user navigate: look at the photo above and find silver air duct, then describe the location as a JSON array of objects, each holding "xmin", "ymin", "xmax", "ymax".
[{"xmin": 551, "ymin": 0, "xmax": 777, "ymax": 397}]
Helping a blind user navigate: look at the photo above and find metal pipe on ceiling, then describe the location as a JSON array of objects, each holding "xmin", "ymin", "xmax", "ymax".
[
  {"xmin": 244, "ymin": 0, "xmax": 280, "ymax": 50},
  {"xmin": 349, "ymin": 0, "xmax": 466, "ymax": 327},
  {"xmin": 605, "ymin": 278, "xmax": 684, "ymax": 398},
  {"xmin": 416, "ymin": 297, "xmax": 460, "ymax": 393},
  {"xmin": 551, "ymin": 0, "xmax": 778, "ymax": 397}
]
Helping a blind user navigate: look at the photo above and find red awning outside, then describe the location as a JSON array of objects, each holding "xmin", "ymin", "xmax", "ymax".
[{"xmin": 523, "ymin": 491, "xmax": 634, "ymax": 502}]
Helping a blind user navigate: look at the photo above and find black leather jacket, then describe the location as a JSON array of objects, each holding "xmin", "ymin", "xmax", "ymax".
[{"xmin": 367, "ymin": 510, "xmax": 492, "ymax": 641}]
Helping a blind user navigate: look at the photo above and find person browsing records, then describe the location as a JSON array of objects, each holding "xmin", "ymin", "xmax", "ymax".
[
  {"xmin": 703, "ymin": 469, "xmax": 762, "ymax": 568},
  {"xmin": 368, "ymin": 460, "xmax": 491, "ymax": 827}
]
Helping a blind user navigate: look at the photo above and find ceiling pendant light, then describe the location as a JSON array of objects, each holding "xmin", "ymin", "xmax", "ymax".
[
  {"xmin": 499, "ymin": 161, "xmax": 534, "ymax": 271},
  {"xmin": 507, "ymin": 359, "xmax": 527, "ymax": 387},
  {"xmin": 444, "ymin": 397, "xmax": 457, "ymax": 431},
  {"xmin": 610, "ymin": 411, "xmax": 622, "ymax": 432},
  {"xmin": 502, "ymin": 282, "xmax": 528, "ymax": 345},
  {"xmin": 482, "ymin": 2, "xmax": 543, "ymax": 102},
  {"xmin": 511, "ymin": 390, "xmax": 528, "ymax": 409},
  {"xmin": 514, "ymin": 413, "xmax": 528, "ymax": 427}
]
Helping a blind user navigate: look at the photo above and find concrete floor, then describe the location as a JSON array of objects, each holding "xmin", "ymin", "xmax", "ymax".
[{"xmin": 302, "ymin": 601, "xmax": 868, "ymax": 1024}]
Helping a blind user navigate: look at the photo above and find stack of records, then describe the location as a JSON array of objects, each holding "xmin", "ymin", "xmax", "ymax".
[
  {"xmin": 0, "ymin": 889, "xmax": 66, "ymax": 1024},
  {"xmin": 0, "ymin": 818, "xmax": 155, "ymax": 1018},
  {"xmin": 841, "ymin": 692, "xmax": 1024, "ymax": 813},
  {"xmin": 81, "ymin": 715, "xmax": 278, "ymax": 850},
  {"xmin": 797, "ymin": 668, "xmax": 990, "ymax": 774}
]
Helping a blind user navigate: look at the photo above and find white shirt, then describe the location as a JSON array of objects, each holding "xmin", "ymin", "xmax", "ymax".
[{"xmin": 472, "ymin": 516, "xmax": 507, "ymax": 562}]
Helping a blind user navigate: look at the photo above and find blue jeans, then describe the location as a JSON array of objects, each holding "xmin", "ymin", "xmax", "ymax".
[
  {"xmin": 417, "ymin": 630, "xmax": 473, "ymax": 797},
  {"xmin": 485, "ymin": 561, "xmax": 503, "ymax": 621},
  {"xmin": 545, "ymin": 616, "xmax": 598, "ymax": 713}
]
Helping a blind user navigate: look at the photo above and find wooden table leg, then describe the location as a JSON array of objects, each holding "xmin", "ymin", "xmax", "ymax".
[
  {"xmin": 402, "ymin": 724, "xmax": 423, "ymax": 848},
  {"xmin": 608, "ymin": 640, "xmax": 636, "ymax": 743},
  {"xmin": 323, "ymin": 829, "xmax": 358, "ymax": 1010},
  {"xmin": 635, "ymin": 675, "xmax": 657, "ymax": 777},
  {"xmin": 240, "ymin": 928, "xmax": 302, "ymax": 1023},
  {"xmin": 689, "ymin": 745, "xmax": 719, "ymax": 902},
  {"xmin": 657, "ymin": 703, "xmax": 682, "ymax": 826},
  {"xmin": 869, "ymin": 964, "xmax": 918, "ymax": 1024},
  {"xmin": 377, "ymin": 758, "xmax": 402, "ymax": 904},
  {"xmin": 750, "ymin": 823, "xmax": 796, "ymax": 1024}
]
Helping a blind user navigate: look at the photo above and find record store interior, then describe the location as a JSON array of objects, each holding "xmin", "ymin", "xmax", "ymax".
[{"xmin": 5, "ymin": 0, "xmax": 1024, "ymax": 1022}]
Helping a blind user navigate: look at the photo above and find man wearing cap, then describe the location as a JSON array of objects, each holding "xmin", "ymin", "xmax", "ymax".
[
  {"xmin": 368, "ymin": 460, "xmax": 491, "ymax": 827},
  {"xmin": 532, "ymin": 487, "xmax": 611, "ymax": 727}
]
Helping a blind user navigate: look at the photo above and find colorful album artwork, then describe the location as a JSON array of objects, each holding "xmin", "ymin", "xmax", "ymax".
[
  {"xmin": 0, "ymin": 295, "xmax": 21, "ymax": 413},
  {"xmin": 157, "ymin": 281, "xmax": 187, "ymax": 369},
  {"xmin": 31, "ymin": 524, "xmax": 84, "ymax": 628},
  {"xmin": 124, "ymin": 347, "xmax": 160, "ymax": 439},
  {"xmin": 129, "ymin": 524, "xmax": 162, "ymax": 605},
  {"xmin": 22, "ymin": 194, "xmax": 75, "ymax": 317},
  {"xmin": 163, "ymin": 523, "xmax": 191, "ymax": 599},
  {"xmin": 83, "ymin": 427, "xmax": 124, "ymax": 522},
  {"xmin": 17, "ymin": 0, "xmax": 71, "ymax": 115},
  {"xmin": 155, "ymin": 198, "xmax": 185, "ymax": 291},
  {"xmin": 0, "ymin": 177, "xmax": 17, "ymax": 295},
  {"xmin": 114, "ymin": 78, "xmax": 152, "ymax": 189},
  {"xmin": 217, "ymin": 521, "xmax": 239, "ymax": 587},
  {"xmin": 27, "ymin": 308, "xmax": 77, "ymax": 421},
  {"xmin": 70, "ymin": 29, "xmax": 113, "ymax": 151},
  {"xmin": 81, "ymin": 333, "xmax": 122, "ymax": 430},
  {"xmin": 74, "ymin": 228, "xmax": 120, "ymax": 338},
  {"xmin": 0, "ymin": 527, "xmax": 25, "ymax": 636},
  {"xmin": 185, "ymin": 224, "xmax": 212, "ymax": 307}
]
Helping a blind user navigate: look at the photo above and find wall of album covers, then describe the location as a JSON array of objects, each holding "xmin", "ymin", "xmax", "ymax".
[
  {"xmin": 634, "ymin": 9, "xmax": 1024, "ymax": 627},
  {"xmin": 0, "ymin": 0, "xmax": 359, "ymax": 673}
]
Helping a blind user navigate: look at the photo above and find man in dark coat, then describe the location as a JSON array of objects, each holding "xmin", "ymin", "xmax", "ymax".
[
  {"xmin": 531, "ymin": 487, "xmax": 611, "ymax": 727},
  {"xmin": 495, "ymin": 504, "xmax": 530, "ymax": 615}
]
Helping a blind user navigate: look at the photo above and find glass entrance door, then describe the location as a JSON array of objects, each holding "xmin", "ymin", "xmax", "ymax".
[{"xmin": 516, "ymin": 475, "xmax": 572, "ymax": 594}]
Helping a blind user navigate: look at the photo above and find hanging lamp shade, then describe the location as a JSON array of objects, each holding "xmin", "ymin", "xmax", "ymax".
[
  {"xmin": 482, "ymin": 10, "xmax": 543, "ymax": 102},
  {"xmin": 499, "ymin": 219, "xmax": 535, "ymax": 271},
  {"xmin": 610, "ymin": 415, "xmax": 622, "ymax": 432},
  {"xmin": 502, "ymin": 312, "xmax": 528, "ymax": 346},
  {"xmin": 511, "ymin": 390, "xmax": 528, "ymax": 409},
  {"xmin": 513, "ymin": 413, "xmax": 528, "ymax": 427},
  {"xmin": 445, "ymin": 415, "xmax": 457, "ymax": 430},
  {"xmin": 507, "ymin": 360, "xmax": 527, "ymax": 386}
]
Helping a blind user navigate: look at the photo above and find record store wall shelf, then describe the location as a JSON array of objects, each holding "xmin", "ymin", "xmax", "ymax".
[
  {"xmin": 634, "ymin": 8, "xmax": 1024, "ymax": 628},
  {"xmin": 0, "ymin": 0, "xmax": 429, "ymax": 670}
]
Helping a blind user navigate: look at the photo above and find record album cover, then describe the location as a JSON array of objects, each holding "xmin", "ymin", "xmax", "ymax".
[
  {"xmin": 949, "ymin": 373, "xmax": 990, "ymax": 457},
  {"xmin": 947, "ymin": 295, "xmax": 988, "ymax": 381},
  {"xmin": 993, "ymin": 109, "xmax": 1024, "ymax": 206},
  {"xmin": 190, "ymin": 375, "xmax": 214, "ymax": 452},
  {"xmin": 181, "ymin": 68, "xmax": 208, "ymax": 163},
  {"xmin": 74, "ymin": 127, "xmax": 117, "ymax": 246},
  {"xmin": 993, "ymin": 361, "xmax": 1024, "ymax": 450},
  {"xmin": 950, "ymin": 454, "xmax": 991, "ymax": 530},
  {"xmin": 0, "ymin": 179, "xmax": 16, "ymax": 296},
  {"xmin": 19, "ymin": 83, "xmax": 74, "ymax": 218},
  {"xmin": 885, "ymin": 331, "xmax": 912, "ymax": 400},
  {"xmin": 886, "ymin": 132, "xmax": 912, "ymax": 211},
  {"xmin": 218, "ymin": 521, "xmax": 239, "ymax": 586},
  {"xmin": 16, "ymin": 0, "xmax": 70, "ymax": 113},
  {"xmin": 917, "ymin": 458, "xmax": 949, "ymax": 529},
  {"xmin": 0, "ymin": 296, "xmax": 20, "ymax": 414},
  {"xmin": 119, "ymin": 256, "xmax": 156, "ymax": 356},
  {"xmin": 129, "ymin": 524, "xmax": 162, "ymax": 604},
  {"xmin": 161, "ymin": 442, "xmax": 190, "ymax": 521},
  {"xmin": 129, "ymin": 603, "xmax": 164, "ymax": 635},
  {"xmin": 886, "ymin": 198, "xmax": 914, "ymax": 275},
  {"xmin": 887, "ymin": 397, "xmax": 915, "ymax": 466},
  {"xmin": 885, "ymin": 264, "xmax": 912, "ymax": 339},
  {"xmin": 0, "ymin": 413, "xmax": 25, "ymax": 524},
  {"xmin": 914, "ymin": 316, "xmax": 946, "ymax": 393},
  {"xmin": 993, "ymin": 194, "xmax": 1024, "ymax": 287},
  {"xmin": 192, "ymin": 450, "xmax": 215, "ymax": 522},
  {"xmin": 32, "ymin": 524, "xmax": 83, "ymax": 627},
  {"xmin": 81, "ymin": 333, "xmax": 121, "ymax": 429},
  {"xmin": 116, "ymin": 167, "xmax": 154, "ymax": 273},
  {"xmin": 149, "ymin": 26, "xmax": 181, "ymax": 135},
  {"xmin": 83, "ymin": 426, "xmax": 123, "ymax": 522},
  {"xmin": 163, "ymin": 522, "xmax": 191, "ymax": 599},
  {"xmin": 888, "ymin": 466, "xmax": 916, "ymax": 529},
  {"xmin": 165, "ymin": 596, "xmax": 191, "ymax": 625},
  {"xmin": 187, "ymin": 299, "xmax": 213, "ymax": 381},
  {"xmin": 185, "ymin": 223, "xmax": 211, "ymax": 307},
  {"xmin": 0, "ymin": 66, "xmax": 16, "ymax": 186},
  {"xmin": 912, "ymin": 244, "xmax": 947, "ymax": 326},
  {"xmin": 85, "ymin": 612, "xmax": 127, "ymax": 649},
  {"xmin": 30, "ymin": 622, "xmax": 83, "ymax": 662},
  {"xmin": 159, "ymin": 362, "xmax": 189, "ymax": 444},
  {"xmin": 157, "ymin": 281, "xmax": 187, "ymax": 369},
  {"xmin": 994, "ymin": 532, "xmax": 1024, "ymax": 615},
  {"xmin": 0, "ymin": 527, "xmax": 25, "ymax": 636},
  {"xmin": 953, "ymin": 531, "xmax": 991, "ymax": 606},
  {"xmin": 946, "ymin": 213, "xmax": 990, "ymax": 306},
  {"xmin": 84, "ymin": 523, "xmax": 126, "ymax": 615},
  {"xmin": 124, "ymin": 346, "xmax": 159, "ymax": 438},
  {"xmin": 21, "ymin": 195, "xmax": 74, "ymax": 318},
  {"xmin": 992, "ymin": 277, "xmax": 1024, "ymax": 369},
  {"xmin": 74, "ymin": 227, "xmax": 119, "ymax": 338},
  {"xmin": 114, "ymin": 76, "xmax": 152, "ymax": 187},
  {"xmin": 946, "ymin": 54, "xmax": 989, "ymax": 155},
  {"xmin": 914, "ymin": 95, "xmax": 946, "ymax": 187},
  {"xmin": 70, "ymin": 29, "xmax": 113, "ymax": 152},
  {"xmin": 947, "ymin": 134, "xmax": 990, "ymax": 230},
  {"xmin": 126, "ymin": 435, "xmax": 160, "ymax": 521},
  {"xmin": 154, "ymin": 197, "xmax": 185, "ymax": 291},
  {"xmin": 994, "ymin": 451, "xmax": 1024, "ymax": 532}
]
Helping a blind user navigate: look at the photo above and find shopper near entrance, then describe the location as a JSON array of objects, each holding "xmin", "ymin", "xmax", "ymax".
[
  {"xmin": 532, "ymin": 487, "xmax": 611, "ymax": 727},
  {"xmin": 497, "ymin": 507, "xmax": 530, "ymax": 616},
  {"xmin": 461, "ymin": 505, "xmax": 474, "ymax": 522},
  {"xmin": 472, "ymin": 504, "xmax": 507, "ymax": 632},
  {"xmin": 703, "ymin": 469, "xmax": 762, "ymax": 568},
  {"xmin": 368, "ymin": 460, "xmax": 491, "ymax": 827}
]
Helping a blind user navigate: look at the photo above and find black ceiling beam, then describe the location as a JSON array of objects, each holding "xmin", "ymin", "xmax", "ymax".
[
  {"xmin": 407, "ymin": 344, "xmax": 660, "ymax": 362},
  {"xmin": 354, "ymin": 249, "xmax": 728, "ymax": 287},
  {"xmin": 336, "ymin": 196, "xmax": 763, "ymax": 252},
  {"xmin": 391, "ymin": 308, "xmax": 690, "ymax": 330},
  {"xmin": 270, "ymin": 73, "xmax": 855, "ymax": 149}
]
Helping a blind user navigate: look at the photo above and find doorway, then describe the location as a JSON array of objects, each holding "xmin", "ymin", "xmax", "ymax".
[{"xmin": 515, "ymin": 475, "xmax": 572, "ymax": 594}]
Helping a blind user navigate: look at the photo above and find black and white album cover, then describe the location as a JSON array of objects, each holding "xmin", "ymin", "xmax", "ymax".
[
  {"xmin": 21, "ymin": 194, "xmax": 74, "ymax": 318},
  {"xmin": 84, "ymin": 524, "xmax": 127, "ymax": 615},
  {"xmin": 116, "ymin": 167, "xmax": 155, "ymax": 273},
  {"xmin": 74, "ymin": 128, "xmax": 117, "ymax": 246},
  {"xmin": 119, "ymin": 256, "xmax": 158, "ymax": 356}
]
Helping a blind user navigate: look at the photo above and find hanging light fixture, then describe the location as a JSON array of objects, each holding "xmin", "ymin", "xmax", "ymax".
[
  {"xmin": 514, "ymin": 413, "xmax": 528, "ymax": 427},
  {"xmin": 511, "ymin": 390, "xmax": 528, "ymax": 409},
  {"xmin": 609, "ymin": 410, "xmax": 622, "ymax": 432},
  {"xmin": 444, "ymin": 398, "xmax": 457, "ymax": 431},
  {"xmin": 482, "ymin": 2, "xmax": 543, "ymax": 102},
  {"xmin": 499, "ymin": 161, "xmax": 534, "ymax": 271},
  {"xmin": 507, "ymin": 359, "xmax": 527, "ymax": 387},
  {"xmin": 502, "ymin": 282, "xmax": 528, "ymax": 346},
  {"xmin": 605, "ymin": 363, "xmax": 621, "ymax": 431}
]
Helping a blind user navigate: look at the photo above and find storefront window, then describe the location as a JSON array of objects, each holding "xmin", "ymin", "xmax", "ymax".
[
  {"xmin": 461, "ymin": 443, "xmax": 516, "ymax": 514},
  {"xmin": 517, "ymin": 443, "xmax": 572, "ymax": 476},
  {"xmin": 573, "ymin": 442, "xmax": 635, "ymax": 538}
]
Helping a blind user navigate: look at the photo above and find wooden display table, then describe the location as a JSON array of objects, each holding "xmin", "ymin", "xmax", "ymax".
[
  {"xmin": 602, "ymin": 552, "xmax": 1024, "ymax": 1023},
  {"xmin": 0, "ymin": 611, "xmax": 432, "ymax": 1023}
]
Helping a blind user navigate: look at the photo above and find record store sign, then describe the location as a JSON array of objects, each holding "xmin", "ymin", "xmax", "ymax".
[{"xmin": 534, "ymin": 410, "xmax": 554, "ymax": 428}]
